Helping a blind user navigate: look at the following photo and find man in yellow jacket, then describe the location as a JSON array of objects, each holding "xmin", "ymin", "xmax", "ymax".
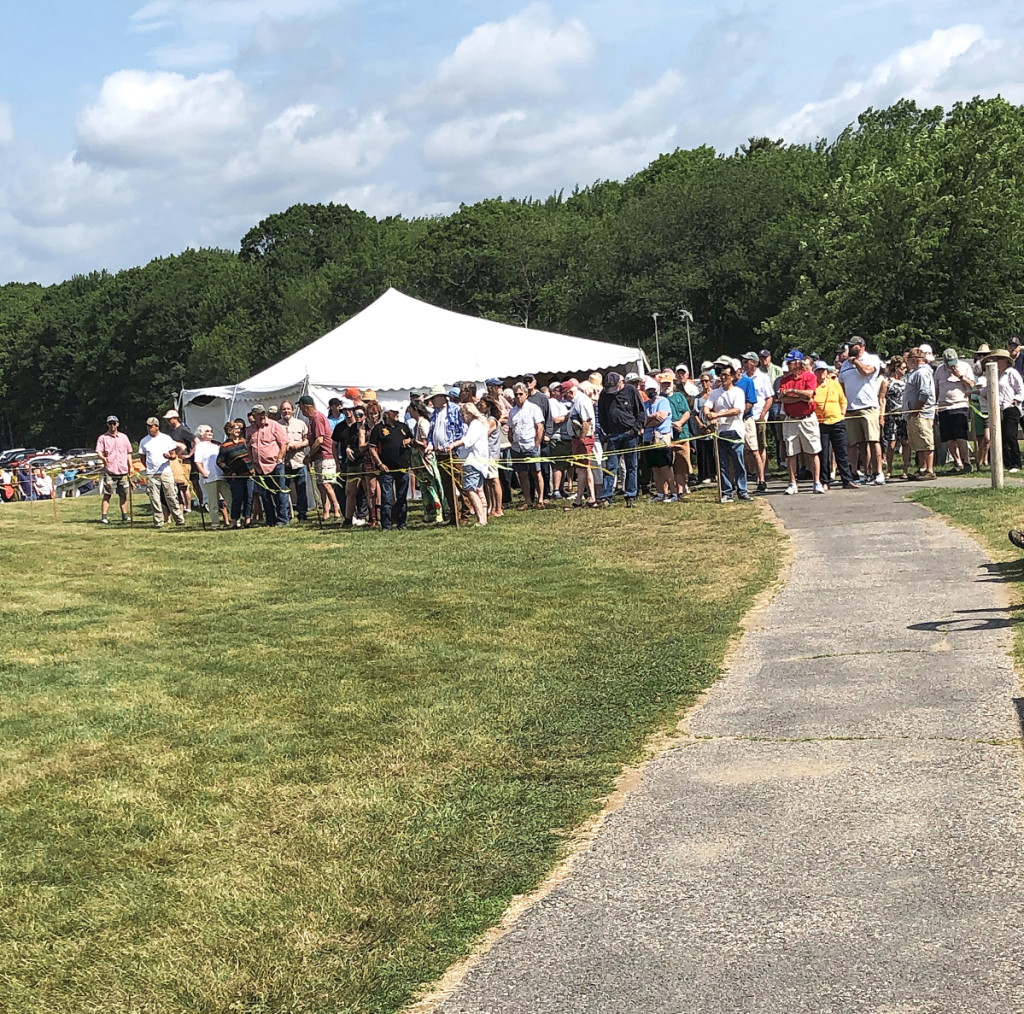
[{"xmin": 813, "ymin": 360, "xmax": 859, "ymax": 491}]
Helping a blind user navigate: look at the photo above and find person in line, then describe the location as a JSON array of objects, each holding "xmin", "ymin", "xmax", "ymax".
[
  {"xmin": 934, "ymin": 348, "xmax": 975, "ymax": 473},
  {"xmin": 162, "ymin": 409, "xmax": 198, "ymax": 510},
  {"xmin": 902, "ymin": 347, "xmax": 938, "ymax": 480},
  {"xmin": 298, "ymin": 395, "xmax": 341, "ymax": 520},
  {"xmin": 643, "ymin": 377, "xmax": 675, "ymax": 502},
  {"xmin": 838, "ymin": 336, "xmax": 885, "ymax": 484},
  {"xmin": 977, "ymin": 348, "xmax": 1024, "ymax": 473},
  {"xmin": 704, "ymin": 363, "xmax": 750, "ymax": 502},
  {"xmin": 369, "ymin": 406, "xmax": 413, "ymax": 530},
  {"xmin": 547, "ymin": 381, "xmax": 571, "ymax": 499},
  {"xmin": 564, "ymin": 378, "xmax": 598, "ymax": 508},
  {"xmin": 192, "ymin": 425, "xmax": 229, "ymax": 527},
  {"xmin": 445, "ymin": 401, "xmax": 490, "ymax": 526},
  {"xmin": 740, "ymin": 353, "xmax": 774, "ymax": 494},
  {"xmin": 279, "ymin": 401, "xmax": 310, "ymax": 520},
  {"xmin": 881, "ymin": 356, "xmax": 910, "ymax": 480},
  {"xmin": 523, "ymin": 374, "xmax": 552, "ymax": 504},
  {"xmin": 96, "ymin": 414, "xmax": 132, "ymax": 524},
  {"xmin": 246, "ymin": 404, "xmax": 291, "ymax": 526},
  {"xmin": 139, "ymin": 416, "xmax": 185, "ymax": 528},
  {"xmin": 343, "ymin": 405, "xmax": 376, "ymax": 527},
  {"xmin": 480, "ymin": 396, "xmax": 504, "ymax": 518},
  {"xmin": 427, "ymin": 386, "xmax": 467, "ymax": 524},
  {"xmin": 596, "ymin": 371, "xmax": 645, "ymax": 507},
  {"xmin": 216, "ymin": 419, "xmax": 253, "ymax": 528},
  {"xmin": 812, "ymin": 361, "xmax": 857, "ymax": 491},
  {"xmin": 507, "ymin": 382, "xmax": 545, "ymax": 510},
  {"xmin": 778, "ymin": 350, "xmax": 825, "ymax": 495},
  {"xmin": 667, "ymin": 371, "xmax": 693, "ymax": 497}
]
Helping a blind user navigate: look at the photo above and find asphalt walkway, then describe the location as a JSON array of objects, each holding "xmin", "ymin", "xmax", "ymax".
[{"xmin": 437, "ymin": 480, "xmax": 1024, "ymax": 1014}]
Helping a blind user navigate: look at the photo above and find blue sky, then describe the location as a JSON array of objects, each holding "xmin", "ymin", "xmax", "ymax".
[{"xmin": 2, "ymin": 0, "xmax": 1024, "ymax": 284}]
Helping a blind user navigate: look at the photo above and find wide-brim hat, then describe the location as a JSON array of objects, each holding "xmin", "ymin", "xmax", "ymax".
[
  {"xmin": 982, "ymin": 348, "xmax": 1014, "ymax": 364},
  {"xmin": 427, "ymin": 385, "xmax": 448, "ymax": 398},
  {"xmin": 975, "ymin": 343, "xmax": 991, "ymax": 355}
]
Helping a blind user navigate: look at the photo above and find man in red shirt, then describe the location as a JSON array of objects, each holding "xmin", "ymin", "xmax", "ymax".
[
  {"xmin": 245, "ymin": 404, "xmax": 290, "ymax": 526},
  {"xmin": 778, "ymin": 350, "xmax": 825, "ymax": 495},
  {"xmin": 298, "ymin": 395, "xmax": 342, "ymax": 521}
]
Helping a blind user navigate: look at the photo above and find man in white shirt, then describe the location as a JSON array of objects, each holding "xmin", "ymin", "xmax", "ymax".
[
  {"xmin": 547, "ymin": 381, "xmax": 571, "ymax": 498},
  {"xmin": 705, "ymin": 364, "xmax": 751, "ymax": 502},
  {"xmin": 740, "ymin": 353, "xmax": 775, "ymax": 493},
  {"xmin": 838, "ymin": 335, "xmax": 885, "ymax": 484},
  {"xmin": 280, "ymin": 400, "xmax": 310, "ymax": 520},
  {"xmin": 139, "ymin": 415, "xmax": 185, "ymax": 527},
  {"xmin": 934, "ymin": 348, "xmax": 975, "ymax": 472},
  {"xmin": 507, "ymin": 383, "xmax": 545, "ymax": 508}
]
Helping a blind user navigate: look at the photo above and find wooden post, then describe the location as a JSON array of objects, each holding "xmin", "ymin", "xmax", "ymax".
[
  {"xmin": 449, "ymin": 451, "xmax": 459, "ymax": 528},
  {"xmin": 713, "ymin": 432, "xmax": 723, "ymax": 502},
  {"xmin": 987, "ymin": 360, "xmax": 1004, "ymax": 489}
]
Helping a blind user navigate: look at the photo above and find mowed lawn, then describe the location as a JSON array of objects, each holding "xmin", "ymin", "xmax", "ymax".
[{"xmin": 0, "ymin": 493, "xmax": 781, "ymax": 1014}]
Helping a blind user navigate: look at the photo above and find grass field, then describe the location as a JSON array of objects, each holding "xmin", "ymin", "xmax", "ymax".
[
  {"xmin": 911, "ymin": 485, "xmax": 1024, "ymax": 662},
  {"xmin": 0, "ymin": 492, "xmax": 781, "ymax": 1014}
]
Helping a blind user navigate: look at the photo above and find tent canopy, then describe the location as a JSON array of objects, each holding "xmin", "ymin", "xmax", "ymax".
[{"xmin": 182, "ymin": 287, "xmax": 646, "ymax": 428}]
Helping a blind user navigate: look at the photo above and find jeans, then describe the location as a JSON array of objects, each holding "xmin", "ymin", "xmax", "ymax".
[
  {"xmin": 256, "ymin": 463, "xmax": 290, "ymax": 525},
  {"xmin": 1002, "ymin": 406, "xmax": 1022, "ymax": 470},
  {"xmin": 227, "ymin": 476, "xmax": 253, "ymax": 521},
  {"xmin": 285, "ymin": 464, "xmax": 309, "ymax": 519},
  {"xmin": 819, "ymin": 421, "xmax": 854, "ymax": 485},
  {"xmin": 601, "ymin": 432, "xmax": 639, "ymax": 499},
  {"xmin": 719, "ymin": 438, "xmax": 748, "ymax": 496},
  {"xmin": 379, "ymin": 470, "xmax": 409, "ymax": 529}
]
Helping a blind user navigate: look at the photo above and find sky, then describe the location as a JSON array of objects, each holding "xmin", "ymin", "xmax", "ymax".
[{"xmin": 2, "ymin": 0, "xmax": 1024, "ymax": 285}]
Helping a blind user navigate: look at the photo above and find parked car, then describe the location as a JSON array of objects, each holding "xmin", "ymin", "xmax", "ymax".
[
  {"xmin": 63, "ymin": 447, "xmax": 92, "ymax": 459},
  {"xmin": 0, "ymin": 448, "xmax": 28, "ymax": 465}
]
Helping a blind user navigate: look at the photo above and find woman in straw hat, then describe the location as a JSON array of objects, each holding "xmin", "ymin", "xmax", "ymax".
[{"xmin": 978, "ymin": 348, "xmax": 1024, "ymax": 472}]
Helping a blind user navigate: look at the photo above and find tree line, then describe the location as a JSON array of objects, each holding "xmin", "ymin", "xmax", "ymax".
[{"xmin": 2, "ymin": 96, "xmax": 1023, "ymax": 447}]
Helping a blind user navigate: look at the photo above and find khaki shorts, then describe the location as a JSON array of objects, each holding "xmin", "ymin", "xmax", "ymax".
[
  {"xmin": 908, "ymin": 414, "xmax": 935, "ymax": 453},
  {"xmin": 310, "ymin": 458, "xmax": 337, "ymax": 480},
  {"xmin": 744, "ymin": 418, "xmax": 766, "ymax": 452},
  {"xmin": 783, "ymin": 417, "xmax": 822, "ymax": 456},
  {"xmin": 846, "ymin": 409, "xmax": 881, "ymax": 445},
  {"xmin": 99, "ymin": 472, "xmax": 130, "ymax": 496}
]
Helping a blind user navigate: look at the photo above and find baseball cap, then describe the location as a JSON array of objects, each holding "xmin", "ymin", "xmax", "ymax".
[
  {"xmin": 758, "ymin": 348, "xmax": 772, "ymax": 358},
  {"xmin": 485, "ymin": 377, "xmax": 503, "ymax": 387},
  {"xmin": 106, "ymin": 415, "xmax": 119, "ymax": 423},
  {"xmin": 625, "ymin": 371, "xmax": 640, "ymax": 382},
  {"xmin": 562, "ymin": 378, "xmax": 578, "ymax": 391},
  {"xmin": 741, "ymin": 352, "xmax": 758, "ymax": 363},
  {"xmin": 523, "ymin": 374, "xmax": 536, "ymax": 383},
  {"xmin": 549, "ymin": 381, "xmax": 563, "ymax": 390},
  {"xmin": 849, "ymin": 335, "xmax": 866, "ymax": 348},
  {"xmin": 606, "ymin": 371, "xmax": 622, "ymax": 386},
  {"xmin": 162, "ymin": 409, "xmax": 179, "ymax": 419},
  {"xmin": 783, "ymin": 349, "xmax": 805, "ymax": 362},
  {"xmin": 813, "ymin": 360, "xmax": 830, "ymax": 371},
  {"xmin": 251, "ymin": 404, "xmax": 266, "ymax": 415},
  {"xmin": 700, "ymin": 360, "xmax": 713, "ymax": 372},
  {"xmin": 942, "ymin": 348, "xmax": 959, "ymax": 367},
  {"xmin": 675, "ymin": 363, "xmax": 689, "ymax": 373},
  {"xmin": 345, "ymin": 387, "xmax": 361, "ymax": 399},
  {"xmin": 713, "ymin": 355, "xmax": 732, "ymax": 367},
  {"xmin": 919, "ymin": 343, "xmax": 934, "ymax": 363},
  {"xmin": 299, "ymin": 395, "xmax": 316, "ymax": 406},
  {"xmin": 1009, "ymin": 336, "xmax": 1021, "ymax": 348},
  {"xmin": 644, "ymin": 380, "xmax": 659, "ymax": 392},
  {"xmin": 146, "ymin": 416, "xmax": 160, "ymax": 427},
  {"xmin": 447, "ymin": 387, "xmax": 460, "ymax": 399},
  {"xmin": 267, "ymin": 405, "xmax": 279, "ymax": 415},
  {"xmin": 341, "ymin": 398, "xmax": 355, "ymax": 409}
]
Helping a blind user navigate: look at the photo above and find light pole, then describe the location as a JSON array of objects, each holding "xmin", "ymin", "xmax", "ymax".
[
  {"xmin": 679, "ymin": 308, "xmax": 694, "ymax": 375},
  {"xmin": 651, "ymin": 312, "xmax": 661, "ymax": 371}
]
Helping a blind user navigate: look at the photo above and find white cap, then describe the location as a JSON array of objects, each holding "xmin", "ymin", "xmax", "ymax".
[
  {"xmin": 675, "ymin": 363, "xmax": 689, "ymax": 374},
  {"xmin": 341, "ymin": 398, "xmax": 355, "ymax": 409}
]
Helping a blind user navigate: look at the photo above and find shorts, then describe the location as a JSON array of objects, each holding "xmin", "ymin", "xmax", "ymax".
[
  {"xmin": 310, "ymin": 458, "xmax": 337, "ymax": 480},
  {"xmin": 938, "ymin": 408, "xmax": 969, "ymax": 443},
  {"xmin": 974, "ymin": 409, "xmax": 987, "ymax": 438},
  {"xmin": 908, "ymin": 414, "xmax": 935, "ymax": 453},
  {"xmin": 783, "ymin": 418, "xmax": 822, "ymax": 456},
  {"xmin": 511, "ymin": 448, "xmax": 542, "ymax": 472},
  {"xmin": 846, "ymin": 409, "xmax": 881, "ymax": 445},
  {"xmin": 548, "ymin": 437, "xmax": 571, "ymax": 466},
  {"xmin": 99, "ymin": 472, "xmax": 130, "ymax": 496},
  {"xmin": 743, "ymin": 418, "xmax": 766, "ymax": 452},
  {"xmin": 462, "ymin": 464, "xmax": 484, "ymax": 491}
]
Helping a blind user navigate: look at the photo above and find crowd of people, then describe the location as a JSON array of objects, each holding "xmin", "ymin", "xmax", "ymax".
[{"xmin": 76, "ymin": 336, "xmax": 1023, "ymax": 529}]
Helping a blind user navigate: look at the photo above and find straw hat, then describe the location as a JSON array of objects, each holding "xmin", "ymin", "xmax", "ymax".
[
  {"xmin": 981, "ymin": 348, "xmax": 1013, "ymax": 365},
  {"xmin": 975, "ymin": 342, "xmax": 991, "ymax": 356}
]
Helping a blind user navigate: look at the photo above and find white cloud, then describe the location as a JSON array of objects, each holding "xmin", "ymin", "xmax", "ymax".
[
  {"xmin": 424, "ymin": 70, "xmax": 684, "ymax": 191},
  {"xmin": 423, "ymin": 2, "xmax": 595, "ymax": 107},
  {"xmin": 150, "ymin": 40, "xmax": 237, "ymax": 68},
  {"xmin": 75, "ymin": 69, "xmax": 246, "ymax": 167},
  {"xmin": 776, "ymin": 24, "xmax": 987, "ymax": 140},
  {"xmin": 223, "ymin": 104, "xmax": 405, "ymax": 187},
  {"xmin": 0, "ymin": 102, "xmax": 12, "ymax": 146}
]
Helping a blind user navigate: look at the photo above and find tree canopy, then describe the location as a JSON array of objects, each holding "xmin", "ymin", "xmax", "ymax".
[{"xmin": 3, "ymin": 97, "xmax": 1023, "ymax": 446}]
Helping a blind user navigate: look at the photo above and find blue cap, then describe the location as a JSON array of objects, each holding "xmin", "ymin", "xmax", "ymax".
[
  {"xmin": 485, "ymin": 378, "xmax": 503, "ymax": 387},
  {"xmin": 783, "ymin": 349, "xmax": 805, "ymax": 362},
  {"xmin": 447, "ymin": 387, "xmax": 460, "ymax": 399}
]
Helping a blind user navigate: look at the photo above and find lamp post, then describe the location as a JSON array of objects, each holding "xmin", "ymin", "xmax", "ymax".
[
  {"xmin": 679, "ymin": 308, "xmax": 694, "ymax": 375},
  {"xmin": 652, "ymin": 312, "xmax": 661, "ymax": 372}
]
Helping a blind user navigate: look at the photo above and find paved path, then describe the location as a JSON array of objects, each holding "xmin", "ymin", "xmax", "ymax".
[{"xmin": 437, "ymin": 481, "xmax": 1024, "ymax": 1014}]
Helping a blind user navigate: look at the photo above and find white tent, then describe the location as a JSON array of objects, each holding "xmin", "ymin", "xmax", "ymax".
[{"xmin": 182, "ymin": 287, "xmax": 646, "ymax": 431}]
